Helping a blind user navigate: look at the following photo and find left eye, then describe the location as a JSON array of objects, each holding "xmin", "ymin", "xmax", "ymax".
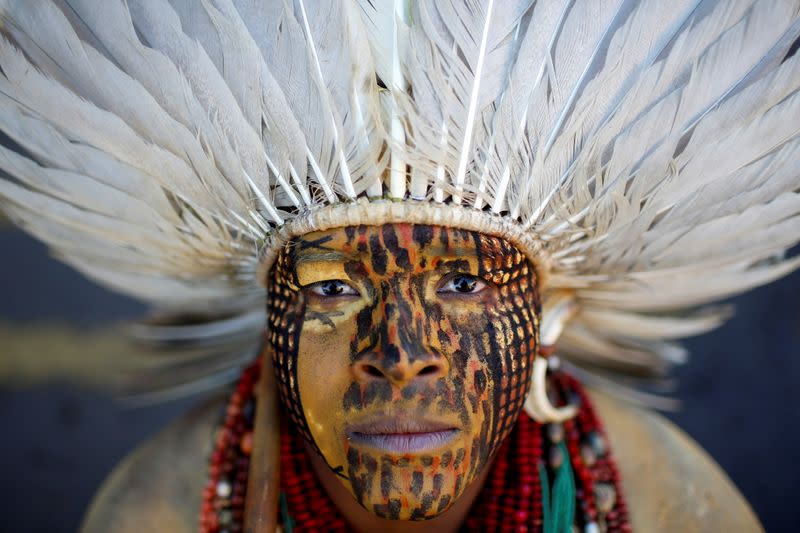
[
  {"xmin": 308, "ymin": 280, "xmax": 359, "ymax": 297},
  {"xmin": 438, "ymin": 274, "xmax": 487, "ymax": 294}
]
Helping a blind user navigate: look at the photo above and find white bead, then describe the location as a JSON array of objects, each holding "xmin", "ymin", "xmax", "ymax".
[
  {"xmin": 548, "ymin": 355, "xmax": 561, "ymax": 371},
  {"xmin": 216, "ymin": 479, "xmax": 232, "ymax": 498},
  {"xmin": 585, "ymin": 523, "xmax": 600, "ymax": 533}
]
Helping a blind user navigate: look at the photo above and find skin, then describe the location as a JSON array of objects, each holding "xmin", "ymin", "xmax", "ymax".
[{"xmin": 266, "ymin": 224, "xmax": 541, "ymax": 526}]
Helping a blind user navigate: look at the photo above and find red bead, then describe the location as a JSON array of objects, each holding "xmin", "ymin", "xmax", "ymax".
[{"xmin": 239, "ymin": 431, "xmax": 253, "ymax": 455}]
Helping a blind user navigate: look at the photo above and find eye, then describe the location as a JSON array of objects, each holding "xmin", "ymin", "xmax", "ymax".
[
  {"xmin": 438, "ymin": 274, "xmax": 487, "ymax": 295},
  {"xmin": 307, "ymin": 280, "xmax": 359, "ymax": 297}
]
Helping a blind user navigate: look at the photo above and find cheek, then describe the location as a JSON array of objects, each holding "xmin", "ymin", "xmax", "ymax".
[
  {"xmin": 294, "ymin": 316, "xmax": 358, "ymax": 464},
  {"xmin": 269, "ymin": 283, "xmax": 361, "ymax": 467},
  {"xmin": 486, "ymin": 298, "xmax": 537, "ymax": 445},
  {"xmin": 431, "ymin": 312, "xmax": 501, "ymax": 473},
  {"xmin": 453, "ymin": 299, "xmax": 536, "ymax": 460}
]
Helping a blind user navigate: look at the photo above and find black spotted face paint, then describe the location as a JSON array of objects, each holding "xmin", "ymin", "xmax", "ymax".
[{"xmin": 267, "ymin": 224, "xmax": 540, "ymax": 520}]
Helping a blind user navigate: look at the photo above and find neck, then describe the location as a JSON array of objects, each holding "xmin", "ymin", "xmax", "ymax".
[{"xmin": 306, "ymin": 441, "xmax": 491, "ymax": 533}]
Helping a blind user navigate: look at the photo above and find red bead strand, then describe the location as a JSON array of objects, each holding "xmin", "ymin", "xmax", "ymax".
[
  {"xmin": 200, "ymin": 360, "xmax": 260, "ymax": 533},
  {"xmin": 555, "ymin": 373, "xmax": 632, "ymax": 533}
]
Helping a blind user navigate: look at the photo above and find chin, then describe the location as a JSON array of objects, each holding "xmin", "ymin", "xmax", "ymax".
[
  {"xmin": 343, "ymin": 440, "xmax": 476, "ymax": 521},
  {"xmin": 358, "ymin": 484, "xmax": 460, "ymax": 521}
]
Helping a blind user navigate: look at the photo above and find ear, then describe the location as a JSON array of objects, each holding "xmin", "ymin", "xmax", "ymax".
[
  {"xmin": 524, "ymin": 291, "xmax": 579, "ymax": 423},
  {"xmin": 539, "ymin": 291, "xmax": 578, "ymax": 347}
]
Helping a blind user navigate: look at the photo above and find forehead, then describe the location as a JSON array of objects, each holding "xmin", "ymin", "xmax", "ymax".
[{"xmin": 287, "ymin": 224, "xmax": 521, "ymax": 274}]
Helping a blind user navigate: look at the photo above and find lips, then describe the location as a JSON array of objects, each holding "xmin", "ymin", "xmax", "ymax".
[{"xmin": 347, "ymin": 418, "xmax": 460, "ymax": 454}]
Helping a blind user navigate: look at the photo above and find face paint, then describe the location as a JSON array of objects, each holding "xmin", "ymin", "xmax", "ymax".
[{"xmin": 267, "ymin": 224, "xmax": 540, "ymax": 520}]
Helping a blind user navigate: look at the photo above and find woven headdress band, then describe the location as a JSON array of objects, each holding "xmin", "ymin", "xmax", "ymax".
[{"xmin": 255, "ymin": 200, "xmax": 552, "ymax": 286}]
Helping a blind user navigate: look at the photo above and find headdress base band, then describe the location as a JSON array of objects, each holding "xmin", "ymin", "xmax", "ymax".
[{"xmin": 256, "ymin": 198, "xmax": 552, "ymax": 287}]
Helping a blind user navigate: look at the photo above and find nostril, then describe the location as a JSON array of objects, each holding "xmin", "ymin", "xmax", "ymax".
[
  {"xmin": 363, "ymin": 365, "xmax": 385, "ymax": 378},
  {"xmin": 418, "ymin": 364, "xmax": 441, "ymax": 376},
  {"xmin": 354, "ymin": 360, "xmax": 446, "ymax": 382}
]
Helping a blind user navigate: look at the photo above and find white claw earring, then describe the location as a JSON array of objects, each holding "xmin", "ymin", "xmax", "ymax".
[{"xmin": 525, "ymin": 292, "xmax": 579, "ymax": 424}]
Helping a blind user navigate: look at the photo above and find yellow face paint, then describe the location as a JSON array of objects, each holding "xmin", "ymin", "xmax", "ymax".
[{"xmin": 267, "ymin": 224, "xmax": 541, "ymax": 520}]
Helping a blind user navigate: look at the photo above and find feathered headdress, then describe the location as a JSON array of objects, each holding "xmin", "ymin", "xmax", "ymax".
[{"xmin": 0, "ymin": 0, "xmax": 798, "ymax": 402}]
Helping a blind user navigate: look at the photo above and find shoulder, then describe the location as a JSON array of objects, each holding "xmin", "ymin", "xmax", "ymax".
[
  {"xmin": 80, "ymin": 396, "xmax": 225, "ymax": 533},
  {"xmin": 589, "ymin": 389, "xmax": 763, "ymax": 533}
]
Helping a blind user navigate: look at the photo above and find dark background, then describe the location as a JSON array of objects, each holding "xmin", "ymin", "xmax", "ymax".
[{"xmin": 0, "ymin": 225, "xmax": 798, "ymax": 532}]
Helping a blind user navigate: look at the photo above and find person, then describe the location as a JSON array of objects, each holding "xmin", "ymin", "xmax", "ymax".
[{"xmin": 0, "ymin": 1, "xmax": 797, "ymax": 532}]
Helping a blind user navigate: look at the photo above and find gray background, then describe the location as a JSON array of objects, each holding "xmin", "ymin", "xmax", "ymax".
[{"xmin": 0, "ymin": 225, "xmax": 798, "ymax": 532}]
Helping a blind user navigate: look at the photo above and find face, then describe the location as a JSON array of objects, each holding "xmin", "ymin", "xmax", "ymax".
[{"xmin": 267, "ymin": 224, "xmax": 540, "ymax": 520}]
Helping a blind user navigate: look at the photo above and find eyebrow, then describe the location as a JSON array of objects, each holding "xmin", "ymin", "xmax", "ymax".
[{"xmin": 294, "ymin": 258, "xmax": 353, "ymax": 287}]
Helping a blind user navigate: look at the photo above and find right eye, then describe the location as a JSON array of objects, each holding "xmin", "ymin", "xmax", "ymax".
[{"xmin": 307, "ymin": 280, "xmax": 359, "ymax": 297}]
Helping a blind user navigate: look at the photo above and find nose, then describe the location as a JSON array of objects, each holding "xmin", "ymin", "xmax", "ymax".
[
  {"xmin": 352, "ymin": 280, "xmax": 448, "ymax": 386},
  {"xmin": 353, "ymin": 349, "xmax": 448, "ymax": 386}
]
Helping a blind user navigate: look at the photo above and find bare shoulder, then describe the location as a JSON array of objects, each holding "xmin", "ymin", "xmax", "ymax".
[
  {"xmin": 589, "ymin": 389, "xmax": 763, "ymax": 533},
  {"xmin": 80, "ymin": 396, "xmax": 225, "ymax": 533}
]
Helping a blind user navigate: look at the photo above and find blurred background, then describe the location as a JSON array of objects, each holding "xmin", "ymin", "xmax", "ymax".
[{"xmin": 0, "ymin": 214, "xmax": 798, "ymax": 532}]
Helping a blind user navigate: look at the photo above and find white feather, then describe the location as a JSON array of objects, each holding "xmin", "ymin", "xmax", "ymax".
[{"xmin": 0, "ymin": 0, "xmax": 799, "ymax": 394}]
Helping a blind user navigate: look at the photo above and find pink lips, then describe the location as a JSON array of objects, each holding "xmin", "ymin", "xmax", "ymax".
[{"xmin": 347, "ymin": 418, "xmax": 459, "ymax": 454}]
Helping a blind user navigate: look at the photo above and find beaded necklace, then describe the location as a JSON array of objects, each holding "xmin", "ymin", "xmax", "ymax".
[{"xmin": 200, "ymin": 359, "xmax": 631, "ymax": 533}]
